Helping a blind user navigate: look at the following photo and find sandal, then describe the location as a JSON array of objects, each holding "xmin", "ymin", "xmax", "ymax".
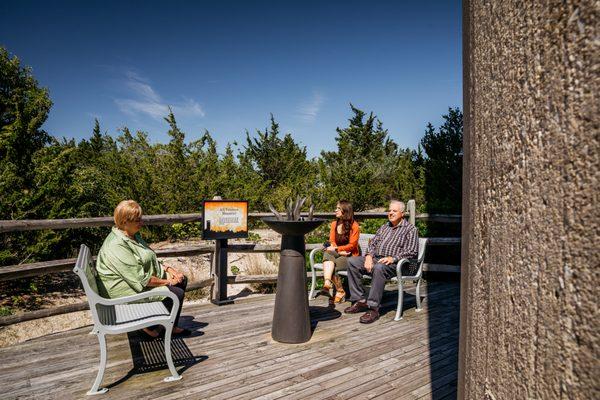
[
  {"xmin": 332, "ymin": 275, "xmax": 346, "ymax": 303},
  {"xmin": 320, "ymin": 279, "xmax": 333, "ymax": 297},
  {"xmin": 334, "ymin": 289, "xmax": 346, "ymax": 304}
]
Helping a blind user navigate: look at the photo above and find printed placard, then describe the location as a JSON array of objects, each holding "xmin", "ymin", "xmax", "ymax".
[{"xmin": 202, "ymin": 200, "xmax": 248, "ymax": 239}]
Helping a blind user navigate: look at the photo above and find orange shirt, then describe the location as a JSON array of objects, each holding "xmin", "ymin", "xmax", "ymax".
[{"xmin": 329, "ymin": 220, "xmax": 360, "ymax": 256}]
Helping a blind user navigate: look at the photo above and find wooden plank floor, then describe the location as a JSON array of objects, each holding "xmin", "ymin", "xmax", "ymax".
[{"xmin": 0, "ymin": 281, "xmax": 460, "ymax": 400}]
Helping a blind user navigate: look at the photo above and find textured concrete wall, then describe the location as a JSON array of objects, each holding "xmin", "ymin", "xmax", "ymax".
[{"xmin": 459, "ymin": 1, "xmax": 598, "ymax": 399}]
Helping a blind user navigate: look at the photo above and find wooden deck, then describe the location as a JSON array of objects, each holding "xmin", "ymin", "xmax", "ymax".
[{"xmin": 0, "ymin": 281, "xmax": 460, "ymax": 399}]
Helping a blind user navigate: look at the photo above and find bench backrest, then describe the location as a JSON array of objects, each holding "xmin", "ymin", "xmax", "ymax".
[
  {"xmin": 358, "ymin": 233, "xmax": 375, "ymax": 256},
  {"xmin": 358, "ymin": 234, "xmax": 427, "ymax": 277},
  {"xmin": 410, "ymin": 238, "xmax": 427, "ymax": 278},
  {"xmin": 73, "ymin": 244, "xmax": 103, "ymax": 324},
  {"xmin": 417, "ymin": 238, "xmax": 427, "ymax": 263}
]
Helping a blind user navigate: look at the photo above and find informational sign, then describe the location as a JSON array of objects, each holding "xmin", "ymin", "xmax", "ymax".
[{"xmin": 202, "ymin": 200, "xmax": 248, "ymax": 239}]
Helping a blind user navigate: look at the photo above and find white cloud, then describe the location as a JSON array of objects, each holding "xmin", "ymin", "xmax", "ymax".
[
  {"xmin": 126, "ymin": 80, "xmax": 161, "ymax": 103},
  {"xmin": 172, "ymin": 97, "xmax": 206, "ymax": 118},
  {"xmin": 115, "ymin": 69, "xmax": 205, "ymax": 120},
  {"xmin": 297, "ymin": 91, "xmax": 324, "ymax": 122},
  {"xmin": 86, "ymin": 112, "xmax": 101, "ymax": 120},
  {"xmin": 115, "ymin": 99, "xmax": 169, "ymax": 119}
]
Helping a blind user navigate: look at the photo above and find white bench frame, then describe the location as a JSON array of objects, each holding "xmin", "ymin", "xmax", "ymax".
[
  {"xmin": 309, "ymin": 234, "xmax": 428, "ymax": 321},
  {"xmin": 73, "ymin": 244, "xmax": 182, "ymax": 395}
]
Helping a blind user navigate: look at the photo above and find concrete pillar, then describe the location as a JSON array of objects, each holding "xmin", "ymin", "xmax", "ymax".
[{"xmin": 459, "ymin": 1, "xmax": 598, "ymax": 399}]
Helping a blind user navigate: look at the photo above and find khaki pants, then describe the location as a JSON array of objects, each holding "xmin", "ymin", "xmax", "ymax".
[{"xmin": 322, "ymin": 250, "xmax": 349, "ymax": 271}]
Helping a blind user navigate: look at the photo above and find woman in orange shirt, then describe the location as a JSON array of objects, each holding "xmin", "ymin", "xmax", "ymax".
[{"xmin": 322, "ymin": 200, "xmax": 360, "ymax": 303}]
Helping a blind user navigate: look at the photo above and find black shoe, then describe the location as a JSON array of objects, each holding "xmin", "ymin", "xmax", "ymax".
[
  {"xmin": 174, "ymin": 328, "xmax": 192, "ymax": 337},
  {"xmin": 140, "ymin": 328, "xmax": 161, "ymax": 340}
]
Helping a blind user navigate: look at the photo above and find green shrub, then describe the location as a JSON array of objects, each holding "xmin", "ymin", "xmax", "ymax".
[
  {"xmin": 247, "ymin": 232, "xmax": 261, "ymax": 242},
  {"xmin": 0, "ymin": 306, "xmax": 13, "ymax": 316},
  {"xmin": 359, "ymin": 218, "xmax": 387, "ymax": 234},
  {"xmin": 170, "ymin": 222, "xmax": 203, "ymax": 240}
]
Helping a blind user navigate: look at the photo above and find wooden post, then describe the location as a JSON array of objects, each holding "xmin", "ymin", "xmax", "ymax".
[
  {"xmin": 211, "ymin": 238, "xmax": 233, "ymax": 305},
  {"xmin": 407, "ymin": 199, "xmax": 416, "ymax": 225}
]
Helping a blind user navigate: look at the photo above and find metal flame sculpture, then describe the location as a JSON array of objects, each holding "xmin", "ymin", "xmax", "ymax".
[{"xmin": 268, "ymin": 196, "xmax": 315, "ymax": 221}]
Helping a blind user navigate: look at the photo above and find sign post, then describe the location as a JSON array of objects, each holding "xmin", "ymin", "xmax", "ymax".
[
  {"xmin": 212, "ymin": 238, "xmax": 230, "ymax": 305},
  {"xmin": 202, "ymin": 200, "xmax": 248, "ymax": 305}
]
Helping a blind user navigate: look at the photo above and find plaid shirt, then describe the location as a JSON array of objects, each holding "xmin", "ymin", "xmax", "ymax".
[{"xmin": 367, "ymin": 219, "xmax": 418, "ymax": 262}]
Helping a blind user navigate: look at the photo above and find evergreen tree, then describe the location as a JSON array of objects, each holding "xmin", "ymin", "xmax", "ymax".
[
  {"xmin": 116, "ymin": 127, "xmax": 161, "ymax": 212},
  {"xmin": 420, "ymin": 108, "xmax": 463, "ymax": 213},
  {"xmin": 165, "ymin": 107, "xmax": 185, "ymax": 164},
  {"xmin": 89, "ymin": 118, "xmax": 104, "ymax": 153},
  {"xmin": 214, "ymin": 143, "xmax": 266, "ymax": 205},
  {"xmin": 154, "ymin": 108, "xmax": 191, "ymax": 213},
  {"xmin": 0, "ymin": 48, "xmax": 52, "ymax": 219},
  {"xmin": 243, "ymin": 114, "xmax": 314, "ymax": 208},
  {"xmin": 319, "ymin": 104, "xmax": 398, "ymax": 211},
  {"xmin": 391, "ymin": 148, "xmax": 425, "ymax": 208},
  {"xmin": 188, "ymin": 130, "xmax": 221, "ymax": 203}
]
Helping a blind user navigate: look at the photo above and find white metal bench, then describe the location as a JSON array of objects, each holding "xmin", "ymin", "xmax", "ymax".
[
  {"xmin": 309, "ymin": 234, "xmax": 427, "ymax": 321},
  {"xmin": 73, "ymin": 244, "xmax": 182, "ymax": 395},
  {"xmin": 309, "ymin": 233, "xmax": 375, "ymax": 300}
]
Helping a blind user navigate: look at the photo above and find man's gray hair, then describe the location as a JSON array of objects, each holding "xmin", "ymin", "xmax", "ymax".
[{"xmin": 389, "ymin": 199, "xmax": 406, "ymax": 212}]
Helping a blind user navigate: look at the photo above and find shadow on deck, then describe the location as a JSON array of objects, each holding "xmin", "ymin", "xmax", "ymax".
[{"xmin": 0, "ymin": 281, "xmax": 459, "ymax": 399}]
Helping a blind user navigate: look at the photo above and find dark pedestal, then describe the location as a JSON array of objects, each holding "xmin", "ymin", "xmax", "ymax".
[
  {"xmin": 263, "ymin": 218, "xmax": 324, "ymax": 344},
  {"xmin": 271, "ymin": 248, "xmax": 311, "ymax": 343}
]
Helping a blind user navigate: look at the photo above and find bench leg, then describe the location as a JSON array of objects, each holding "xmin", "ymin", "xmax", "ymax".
[
  {"xmin": 87, "ymin": 333, "xmax": 109, "ymax": 395},
  {"xmin": 415, "ymin": 279, "xmax": 423, "ymax": 311},
  {"xmin": 308, "ymin": 267, "xmax": 317, "ymax": 300},
  {"xmin": 394, "ymin": 281, "xmax": 404, "ymax": 321},
  {"xmin": 163, "ymin": 324, "xmax": 182, "ymax": 382}
]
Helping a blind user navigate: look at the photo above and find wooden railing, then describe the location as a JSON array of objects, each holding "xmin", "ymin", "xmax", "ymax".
[
  {"xmin": 0, "ymin": 210, "xmax": 461, "ymax": 326},
  {"xmin": 0, "ymin": 212, "xmax": 461, "ymax": 233},
  {"xmin": 0, "ymin": 239, "xmax": 461, "ymax": 282}
]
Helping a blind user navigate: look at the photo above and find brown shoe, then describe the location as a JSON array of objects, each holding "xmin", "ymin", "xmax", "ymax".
[
  {"xmin": 344, "ymin": 301, "xmax": 369, "ymax": 314},
  {"xmin": 359, "ymin": 309, "xmax": 380, "ymax": 324}
]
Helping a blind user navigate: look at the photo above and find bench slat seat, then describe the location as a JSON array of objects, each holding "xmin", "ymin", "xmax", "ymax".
[{"xmin": 97, "ymin": 302, "xmax": 170, "ymax": 326}]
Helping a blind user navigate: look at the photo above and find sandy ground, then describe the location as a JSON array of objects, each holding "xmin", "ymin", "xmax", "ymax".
[{"xmin": 0, "ymin": 229, "xmax": 282, "ymax": 348}]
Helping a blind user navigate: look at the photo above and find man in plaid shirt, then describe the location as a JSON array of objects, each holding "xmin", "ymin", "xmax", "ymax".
[{"xmin": 344, "ymin": 200, "xmax": 419, "ymax": 323}]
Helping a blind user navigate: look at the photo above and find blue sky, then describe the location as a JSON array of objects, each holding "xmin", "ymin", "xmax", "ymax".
[{"xmin": 0, "ymin": 0, "xmax": 461, "ymax": 157}]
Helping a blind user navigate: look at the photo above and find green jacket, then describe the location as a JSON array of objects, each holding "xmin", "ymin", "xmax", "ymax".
[{"xmin": 95, "ymin": 227, "xmax": 167, "ymax": 302}]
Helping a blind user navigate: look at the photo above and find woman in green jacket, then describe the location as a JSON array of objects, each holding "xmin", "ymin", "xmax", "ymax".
[{"xmin": 96, "ymin": 200, "xmax": 190, "ymax": 338}]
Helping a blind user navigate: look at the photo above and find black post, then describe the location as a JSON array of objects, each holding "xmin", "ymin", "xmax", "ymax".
[{"xmin": 212, "ymin": 238, "xmax": 233, "ymax": 305}]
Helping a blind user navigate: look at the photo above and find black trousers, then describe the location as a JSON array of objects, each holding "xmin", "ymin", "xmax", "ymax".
[{"xmin": 162, "ymin": 276, "xmax": 187, "ymax": 327}]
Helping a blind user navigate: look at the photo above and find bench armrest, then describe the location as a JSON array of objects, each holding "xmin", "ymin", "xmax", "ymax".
[
  {"xmin": 396, "ymin": 258, "xmax": 420, "ymax": 279},
  {"xmin": 309, "ymin": 247, "xmax": 324, "ymax": 270},
  {"xmin": 96, "ymin": 287, "xmax": 179, "ymax": 308}
]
